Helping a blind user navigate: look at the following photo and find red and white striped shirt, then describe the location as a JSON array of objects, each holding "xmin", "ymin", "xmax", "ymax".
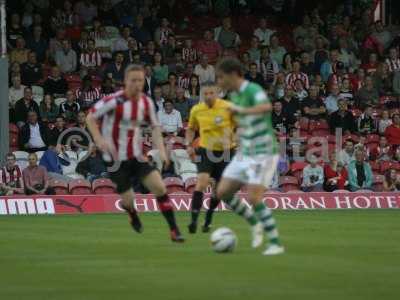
[
  {"xmin": 385, "ymin": 58, "xmax": 400, "ymax": 73},
  {"xmin": 0, "ymin": 166, "xmax": 22, "ymax": 186},
  {"xmin": 285, "ymin": 72, "xmax": 309, "ymax": 89},
  {"xmin": 76, "ymin": 87, "xmax": 101, "ymax": 108},
  {"xmin": 80, "ymin": 51, "xmax": 102, "ymax": 68},
  {"xmin": 90, "ymin": 91, "xmax": 159, "ymax": 162},
  {"xmin": 182, "ymin": 47, "xmax": 198, "ymax": 63}
]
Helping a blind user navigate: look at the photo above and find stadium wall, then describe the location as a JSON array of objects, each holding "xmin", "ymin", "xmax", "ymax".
[{"xmin": 0, "ymin": 192, "xmax": 399, "ymax": 215}]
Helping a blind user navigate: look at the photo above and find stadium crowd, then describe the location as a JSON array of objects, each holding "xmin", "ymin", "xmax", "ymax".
[{"xmin": 2, "ymin": 0, "xmax": 400, "ymax": 196}]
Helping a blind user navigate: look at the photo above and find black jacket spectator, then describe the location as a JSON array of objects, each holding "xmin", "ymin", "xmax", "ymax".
[
  {"xmin": 14, "ymin": 89, "xmax": 40, "ymax": 125},
  {"xmin": 43, "ymin": 66, "xmax": 68, "ymax": 97},
  {"xmin": 329, "ymin": 100, "xmax": 357, "ymax": 134},
  {"xmin": 19, "ymin": 121, "xmax": 49, "ymax": 152},
  {"xmin": 20, "ymin": 52, "xmax": 43, "ymax": 86}
]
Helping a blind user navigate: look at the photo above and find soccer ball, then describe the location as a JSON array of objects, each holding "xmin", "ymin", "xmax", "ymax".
[{"xmin": 210, "ymin": 227, "xmax": 237, "ymax": 253}]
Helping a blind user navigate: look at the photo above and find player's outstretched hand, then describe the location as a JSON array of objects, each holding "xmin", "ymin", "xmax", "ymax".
[
  {"xmin": 95, "ymin": 138, "xmax": 114, "ymax": 154},
  {"xmin": 228, "ymin": 104, "xmax": 244, "ymax": 114}
]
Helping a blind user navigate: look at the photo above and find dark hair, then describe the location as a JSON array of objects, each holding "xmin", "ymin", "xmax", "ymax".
[
  {"xmin": 216, "ymin": 58, "xmax": 244, "ymax": 76},
  {"xmin": 188, "ymin": 74, "xmax": 200, "ymax": 96},
  {"xmin": 385, "ymin": 168, "xmax": 396, "ymax": 187},
  {"xmin": 164, "ymin": 99, "xmax": 173, "ymax": 106},
  {"xmin": 6, "ymin": 153, "xmax": 16, "ymax": 160}
]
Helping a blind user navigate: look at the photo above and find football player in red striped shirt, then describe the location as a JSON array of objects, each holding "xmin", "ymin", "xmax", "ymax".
[{"xmin": 86, "ymin": 65, "xmax": 184, "ymax": 242}]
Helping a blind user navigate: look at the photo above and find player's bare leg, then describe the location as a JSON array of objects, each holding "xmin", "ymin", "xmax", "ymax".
[
  {"xmin": 216, "ymin": 178, "xmax": 262, "ymax": 248},
  {"xmin": 120, "ymin": 188, "xmax": 143, "ymax": 233},
  {"xmin": 142, "ymin": 170, "xmax": 184, "ymax": 242},
  {"xmin": 188, "ymin": 173, "xmax": 216, "ymax": 233},
  {"xmin": 247, "ymin": 184, "xmax": 284, "ymax": 255}
]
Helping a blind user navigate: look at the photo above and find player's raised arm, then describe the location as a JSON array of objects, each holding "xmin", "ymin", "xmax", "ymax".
[{"xmin": 230, "ymin": 89, "xmax": 272, "ymax": 115}]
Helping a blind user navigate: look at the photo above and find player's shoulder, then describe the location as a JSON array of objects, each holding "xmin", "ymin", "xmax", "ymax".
[
  {"xmin": 246, "ymin": 81, "xmax": 264, "ymax": 93},
  {"xmin": 102, "ymin": 90, "xmax": 124, "ymax": 103},
  {"xmin": 215, "ymin": 98, "xmax": 232, "ymax": 108}
]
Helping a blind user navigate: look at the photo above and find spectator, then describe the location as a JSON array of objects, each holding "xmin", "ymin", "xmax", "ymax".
[
  {"xmin": 196, "ymin": 30, "xmax": 222, "ymax": 64},
  {"xmin": 279, "ymin": 85, "xmax": 301, "ymax": 118},
  {"xmin": 325, "ymin": 83, "xmax": 340, "ymax": 114},
  {"xmin": 375, "ymin": 62, "xmax": 394, "ymax": 96},
  {"xmin": 312, "ymin": 36, "xmax": 329, "ymax": 74},
  {"xmin": 173, "ymin": 87, "xmax": 195, "ymax": 122},
  {"xmin": 0, "ymin": 153, "xmax": 24, "ymax": 196},
  {"xmin": 393, "ymin": 70, "xmax": 400, "ymax": 97},
  {"xmin": 80, "ymin": 39, "xmax": 102, "ymax": 76},
  {"xmin": 385, "ymin": 47, "xmax": 400, "ymax": 73},
  {"xmin": 152, "ymin": 51, "xmax": 169, "ymax": 83},
  {"xmin": 385, "ymin": 113, "xmax": 400, "ymax": 147},
  {"xmin": 383, "ymin": 169, "xmax": 400, "ymax": 192},
  {"xmin": 132, "ymin": 14, "xmax": 151, "ymax": 45},
  {"xmin": 347, "ymin": 150, "xmax": 373, "ymax": 191},
  {"xmin": 355, "ymin": 76, "xmax": 379, "ymax": 108},
  {"xmin": 154, "ymin": 18, "xmax": 173, "ymax": 47},
  {"xmin": 181, "ymin": 38, "xmax": 198, "ymax": 64},
  {"xmin": 162, "ymin": 35, "xmax": 177, "ymax": 64},
  {"xmin": 124, "ymin": 38, "xmax": 141, "ymax": 64},
  {"xmin": 357, "ymin": 106, "xmax": 377, "ymax": 134},
  {"xmin": 324, "ymin": 152, "xmax": 349, "ymax": 192},
  {"xmin": 302, "ymin": 84, "xmax": 326, "ymax": 120},
  {"xmin": 99, "ymin": 77, "xmax": 115, "ymax": 98},
  {"xmin": 248, "ymin": 36, "xmax": 261, "ymax": 62},
  {"xmin": 74, "ymin": 0, "xmax": 98, "ymax": 24},
  {"xmin": 194, "ymin": 54, "xmax": 216, "ymax": 85},
  {"xmin": 157, "ymin": 100, "xmax": 183, "ymax": 136},
  {"xmin": 329, "ymin": 99, "xmax": 356, "ymax": 134},
  {"xmin": 26, "ymin": 25, "xmax": 49, "ymax": 63},
  {"xmin": 22, "ymin": 153, "xmax": 55, "ymax": 195},
  {"xmin": 43, "ymin": 66, "xmax": 69, "ymax": 98},
  {"xmin": 20, "ymin": 51, "xmax": 43, "ymax": 86},
  {"xmin": 14, "ymin": 87, "xmax": 40, "ymax": 127},
  {"xmin": 48, "ymin": 116, "xmax": 67, "ymax": 146},
  {"xmin": 371, "ymin": 136, "xmax": 392, "ymax": 161},
  {"xmin": 320, "ymin": 48, "xmax": 340, "ymax": 83},
  {"xmin": 95, "ymin": 25, "xmax": 113, "ymax": 61},
  {"xmin": 214, "ymin": 16, "xmax": 241, "ymax": 49},
  {"xmin": 103, "ymin": 52, "xmax": 126, "ymax": 86},
  {"xmin": 245, "ymin": 63, "xmax": 265, "ymax": 87},
  {"xmin": 257, "ymin": 46, "xmax": 279, "ymax": 85},
  {"xmin": 339, "ymin": 78, "xmax": 355, "ymax": 106},
  {"xmin": 271, "ymin": 101, "xmax": 295, "ymax": 133},
  {"xmin": 378, "ymin": 110, "xmax": 392, "ymax": 135},
  {"xmin": 185, "ymin": 75, "xmax": 201, "ymax": 102},
  {"xmin": 49, "ymin": 29, "xmax": 66, "ymax": 59},
  {"xmin": 10, "ymin": 37, "xmax": 30, "ymax": 64},
  {"xmin": 253, "ymin": 17, "xmax": 275, "ymax": 46},
  {"xmin": 7, "ymin": 13, "xmax": 24, "ymax": 47},
  {"xmin": 55, "ymin": 39, "xmax": 77, "ymax": 74},
  {"xmin": 300, "ymin": 52, "xmax": 314, "ymax": 77},
  {"xmin": 338, "ymin": 139, "xmax": 355, "ymax": 166},
  {"xmin": 19, "ymin": 111, "xmax": 48, "ymax": 153},
  {"xmin": 152, "ymin": 85, "xmax": 165, "ymax": 112},
  {"xmin": 9, "ymin": 75, "xmax": 26, "ymax": 110},
  {"xmin": 39, "ymin": 94, "xmax": 59, "ymax": 123},
  {"xmin": 301, "ymin": 155, "xmax": 324, "ymax": 192},
  {"xmin": 372, "ymin": 20, "xmax": 392, "ymax": 50},
  {"xmin": 293, "ymin": 79, "xmax": 308, "ymax": 102},
  {"xmin": 144, "ymin": 64, "xmax": 157, "ymax": 97},
  {"xmin": 60, "ymin": 90, "xmax": 81, "ymax": 123},
  {"xmin": 361, "ymin": 52, "xmax": 379, "ymax": 75},
  {"xmin": 338, "ymin": 37, "xmax": 357, "ymax": 70},
  {"xmin": 168, "ymin": 50, "xmax": 185, "ymax": 75},
  {"xmin": 39, "ymin": 143, "xmax": 71, "ymax": 182},
  {"xmin": 285, "ymin": 60, "xmax": 309, "ymax": 89},
  {"xmin": 76, "ymin": 76, "xmax": 100, "ymax": 110},
  {"xmin": 269, "ymin": 34, "xmax": 286, "ymax": 66},
  {"xmin": 76, "ymin": 145, "xmax": 108, "ymax": 182}
]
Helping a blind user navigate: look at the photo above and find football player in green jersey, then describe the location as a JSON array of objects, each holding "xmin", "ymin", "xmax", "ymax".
[{"xmin": 215, "ymin": 58, "xmax": 284, "ymax": 256}]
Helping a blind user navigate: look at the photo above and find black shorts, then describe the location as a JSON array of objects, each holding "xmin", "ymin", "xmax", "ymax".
[
  {"xmin": 195, "ymin": 147, "xmax": 235, "ymax": 181},
  {"xmin": 109, "ymin": 158, "xmax": 157, "ymax": 194}
]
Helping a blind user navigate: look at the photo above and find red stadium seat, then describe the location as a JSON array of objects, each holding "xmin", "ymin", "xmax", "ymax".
[
  {"xmin": 185, "ymin": 177, "xmax": 197, "ymax": 194},
  {"xmin": 279, "ymin": 176, "xmax": 299, "ymax": 193},
  {"xmin": 92, "ymin": 178, "xmax": 116, "ymax": 194},
  {"xmin": 372, "ymin": 174, "xmax": 385, "ymax": 192},
  {"xmin": 163, "ymin": 177, "xmax": 184, "ymax": 193},
  {"xmin": 49, "ymin": 179, "xmax": 69, "ymax": 195},
  {"xmin": 9, "ymin": 123, "xmax": 19, "ymax": 135},
  {"xmin": 69, "ymin": 179, "xmax": 92, "ymax": 195}
]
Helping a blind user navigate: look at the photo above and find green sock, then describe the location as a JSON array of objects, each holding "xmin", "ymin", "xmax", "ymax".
[
  {"xmin": 254, "ymin": 202, "xmax": 280, "ymax": 245},
  {"xmin": 224, "ymin": 196, "xmax": 258, "ymax": 226}
]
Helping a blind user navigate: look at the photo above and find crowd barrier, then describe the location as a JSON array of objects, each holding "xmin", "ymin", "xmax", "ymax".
[{"xmin": 1, "ymin": 192, "xmax": 400, "ymax": 215}]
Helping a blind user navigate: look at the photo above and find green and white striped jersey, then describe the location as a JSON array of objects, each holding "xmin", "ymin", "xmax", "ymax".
[{"xmin": 230, "ymin": 80, "xmax": 278, "ymax": 156}]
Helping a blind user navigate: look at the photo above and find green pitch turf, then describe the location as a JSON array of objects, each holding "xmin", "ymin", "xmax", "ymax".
[{"xmin": 0, "ymin": 211, "xmax": 399, "ymax": 300}]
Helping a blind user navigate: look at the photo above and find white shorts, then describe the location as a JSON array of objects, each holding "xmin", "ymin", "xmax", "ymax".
[{"xmin": 222, "ymin": 154, "xmax": 280, "ymax": 187}]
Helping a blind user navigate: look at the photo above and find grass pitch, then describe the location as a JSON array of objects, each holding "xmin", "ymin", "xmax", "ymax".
[{"xmin": 0, "ymin": 210, "xmax": 399, "ymax": 300}]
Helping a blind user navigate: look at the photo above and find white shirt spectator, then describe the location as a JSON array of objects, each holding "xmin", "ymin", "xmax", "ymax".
[
  {"xmin": 194, "ymin": 64, "xmax": 215, "ymax": 85},
  {"xmin": 254, "ymin": 27, "xmax": 276, "ymax": 46},
  {"xmin": 157, "ymin": 109, "xmax": 183, "ymax": 134},
  {"xmin": 55, "ymin": 49, "xmax": 77, "ymax": 73},
  {"xmin": 325, "ymin": 95, "xmax": 339, "ymax": 114},
  {"xmin": 112, "ymin": 38, "xmax": 129, "ymax": 52},
  {"xmin": 28, "ymin": 123, "xmax": 46, "ymax": 148},
  {"xmin": 378, "ymin": 118, "xmax": 392, "ymax": 135}
]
